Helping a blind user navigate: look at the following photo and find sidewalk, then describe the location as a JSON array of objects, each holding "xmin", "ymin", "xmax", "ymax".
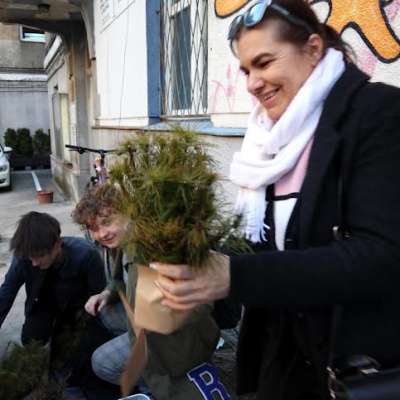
[{"xmin": 0, "ymin": 169, "xmax": 82, "ymax": 356}]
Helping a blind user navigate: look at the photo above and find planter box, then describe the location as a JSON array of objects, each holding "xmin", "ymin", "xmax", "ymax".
[
  {"xmin": 9, "ymin": 154, "xmax": 51, "ymax": 170},
  {"xmin": 9, "ymin": 155, "xmax": 33, "ymax": 170},
  {"xmin": 32, "ymin": 154, "xmax": 51, "ymax": 169}
]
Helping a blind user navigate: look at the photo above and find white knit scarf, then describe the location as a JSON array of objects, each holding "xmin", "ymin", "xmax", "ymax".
[{"xmin": 230, "ymin": 48, "xmax": 345, "ymax": 243}]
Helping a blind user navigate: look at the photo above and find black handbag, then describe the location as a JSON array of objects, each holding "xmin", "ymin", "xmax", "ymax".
[
  {"xmin": 330, "ymin": 367, "xmax": 400, "ymax": 400},
  {"xmin": 327, "ymin": 306, "xmax": 400, "ymax": 400}
]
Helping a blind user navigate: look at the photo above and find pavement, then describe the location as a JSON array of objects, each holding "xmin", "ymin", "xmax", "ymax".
[{"xmin": 0, "ymin": 168, "xmax": 83, "ymax": 357}]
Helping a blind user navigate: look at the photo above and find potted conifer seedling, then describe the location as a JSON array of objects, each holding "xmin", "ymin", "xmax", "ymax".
[{"xmin": 109, "ymin": 127, "xmax": 246, "ymax": 334}]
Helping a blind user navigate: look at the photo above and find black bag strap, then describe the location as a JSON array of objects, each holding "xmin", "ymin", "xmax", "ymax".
[
  {"xmin": 329, "ymin": 128, "xmax": 349, "ymax": 364},
  {"xmin": 328, "ymin": 305, "xmax": 342, "ymax": 370},
  {"xmin": 327, "ymin": 136, "xmax": 350, "ymax": 398}
]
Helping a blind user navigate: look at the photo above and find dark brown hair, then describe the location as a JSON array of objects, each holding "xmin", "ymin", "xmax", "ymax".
[
  {"xmin": 231, "ymin": 0, "xmax": 354, "ymax": 63},
  {"xmin": 72, "ymin": 183, "xmax": 121, "ymax": 230},
  {"xmin": 10, "ymin": 211, "xmax": 61, "ymax": 258}
]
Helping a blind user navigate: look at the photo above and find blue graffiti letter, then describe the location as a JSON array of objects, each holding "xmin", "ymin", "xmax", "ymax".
[{"xmin": 187, "ymin": 363, "xmax": 231, "ymax": 399}]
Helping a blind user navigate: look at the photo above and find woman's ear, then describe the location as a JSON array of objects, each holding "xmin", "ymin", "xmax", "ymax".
[{"xmin": 306, "ymin": 33, "xmax": 324, "ymax": 67}]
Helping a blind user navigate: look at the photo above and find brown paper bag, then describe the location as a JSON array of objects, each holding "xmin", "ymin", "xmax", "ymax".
[{"xmin": 134, "ymin": 265, "xmax": 190, "ymax": 334}]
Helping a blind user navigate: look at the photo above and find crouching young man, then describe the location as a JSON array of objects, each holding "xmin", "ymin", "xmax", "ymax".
[{"xmin": 0, "ymin": 211, "xmax": 108, "ymax": 389}]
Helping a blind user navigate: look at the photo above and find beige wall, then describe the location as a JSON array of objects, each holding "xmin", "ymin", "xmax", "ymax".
[
  {"xmin": 0, "ymin": 23, "xmax": 45, "ymax": 70},
  {"xmin": 94, "ymin": 0, "xmax": 150, "ymax": 127},
  {"xmin": 0, "ymin": 23, "xmax": 19, "ymax": 40},
  {"xmin": 0, "ymin": 23, "xmax": 48, "ymax": 141}
]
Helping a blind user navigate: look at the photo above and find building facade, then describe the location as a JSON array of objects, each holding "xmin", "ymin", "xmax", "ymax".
[
  {"xmin": 49, "ymin": 0, "xmax": 400, "ymax": 203},
  {"xmin": 0, "ymin": 0, "xmax": 399, "ymax": 204},
  {"xmin": 0, "ymin": 23, "xmax": 49, "ymax": 143}
]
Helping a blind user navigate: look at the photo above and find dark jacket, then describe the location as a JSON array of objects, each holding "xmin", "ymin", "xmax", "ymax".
[
  {"xmin": 0, "ymin": 236, "xmax": 106, "ymax": 327},
  {"xmin": 230, "ymin": 64, "xmax": 400, "ymax": 396}
]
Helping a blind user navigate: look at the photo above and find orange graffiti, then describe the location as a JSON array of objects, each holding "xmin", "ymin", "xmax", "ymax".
[
  {"xmin": 215, "ymin": 0, "xmax": 251, "ymax": 17},
  {"xmin": 308, "ymin": 0, "xmax": 400, "ymax": 62},
  {"xmin": 215, "ymin": 0, "xmax": 400, "ymax": 62}
]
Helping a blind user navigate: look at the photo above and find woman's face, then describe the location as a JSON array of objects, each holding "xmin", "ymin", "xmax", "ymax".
[{"xmin": 236, "ymin": 21, "xmax": 322, "ymax": 122}]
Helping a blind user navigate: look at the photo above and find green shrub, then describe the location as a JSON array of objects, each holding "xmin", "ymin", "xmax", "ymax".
[
  {"xmin": 3, "ymin": 128, "xmax": 17, "ymax": 150},
  {"xmin": 33, "ymin": 129, "xmax": 51, "ymax": 155},
  {"xmin": 109, "ymin": 127, "xmax": 249, "ymax": 267},
  {"xmin": 0, "ymin": 341, "xmax": 48, "ymax": 399},
  {"xmin": 17, "ymin": 128, "xmax": 33, "ymax": 157}
]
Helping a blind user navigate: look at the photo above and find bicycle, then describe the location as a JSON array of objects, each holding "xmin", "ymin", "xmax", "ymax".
[{"xmin": 65, "ymin": 144, "xmax": 115, "ymax": 189}]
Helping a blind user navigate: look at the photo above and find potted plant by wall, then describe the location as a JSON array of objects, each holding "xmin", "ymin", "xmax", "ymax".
[
  {"xmin": 32, "ymin": 129, "xmax": 51, "ymax": 169},
  {"xmin": 4, "ymin": 128, "xmax": 50, "ymax": 170},
  {"xmin": 5, "ymin": 128, "xmax": 33, "ymax": 170},
  {"xmin": 3, "ymin": 128, "xmax": 17, "ymax": 152},
  {"xmin": 4, "ymin": 128, "xmax": 21, "ymax": 170},
  {"xmin": 109, "ymin": 127, "xmax": 248, "ymax": 332}
]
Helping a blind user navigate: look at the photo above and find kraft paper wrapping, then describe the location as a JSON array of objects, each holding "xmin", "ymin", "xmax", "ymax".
[
  {"xmin": 134, "ymin": 265, "xmax": 191, "ymax": 334},
  {"xmin": 118, "ymin": 290, "xmax": 147, "ymax": 397},
  {"xmin": 120, "ymin": 328, "xmax": 147, "ymax": 397},
  {"xmin": 118, "ymin": 265, "xmax": 192, "ymax": 396}
]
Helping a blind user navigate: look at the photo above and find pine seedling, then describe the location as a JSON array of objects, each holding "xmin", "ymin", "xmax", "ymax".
[
  {"xmin": 109, "ymin": 126, "xmax": 248, "ymax": 267},
  {"xmin": 0, "ymin": 341, "xmax": 48, "ymax": 399}
]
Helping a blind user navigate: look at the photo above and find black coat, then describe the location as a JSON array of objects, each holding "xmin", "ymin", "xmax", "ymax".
[{"xmin": 230, "ymin": 64, "xmax": 400, "ymax": 396}]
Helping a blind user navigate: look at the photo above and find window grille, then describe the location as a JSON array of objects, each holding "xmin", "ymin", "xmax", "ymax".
[{"xmin": 160, "ymin": 0, "xmax": 208, "ymax": 117}]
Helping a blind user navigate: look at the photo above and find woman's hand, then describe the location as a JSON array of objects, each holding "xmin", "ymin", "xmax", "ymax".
[
  {"xmin": 153, "ymin": 251, "xmax": 231, "ymax": 310},
  {"xmin": 85, "ymin": 289, "xmax": 111, "ymax": 316}
]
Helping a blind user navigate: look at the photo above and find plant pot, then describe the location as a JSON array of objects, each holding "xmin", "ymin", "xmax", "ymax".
[
  {"xmin": 33, "ymin": 154, "xmax": 51, "ymax": 169},
  {"xmin": 134, "ymin": 265, "xmax": 190, "ymax": 334},
  {"xmin": 10, "ymin": 155, "xmax": 33, "ymax": 170},
  {"xmin": 36, "ymin": 189, "xmax": 54, "ymax": 204}
]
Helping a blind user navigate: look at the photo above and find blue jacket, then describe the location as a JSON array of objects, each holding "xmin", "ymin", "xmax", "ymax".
[{"xmin": 0, "ymin": 236, "xmax": 106, "ymax": 328}]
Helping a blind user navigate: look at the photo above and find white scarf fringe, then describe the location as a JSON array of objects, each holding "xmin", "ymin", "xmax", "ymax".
[{"xmin": 230, "ymin": 49, "xmax": 345, "ymax": 243}]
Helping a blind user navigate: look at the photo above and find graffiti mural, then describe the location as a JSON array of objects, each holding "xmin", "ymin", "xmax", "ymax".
[
  {"xmin": 212, "ymin": 0, "xmax": 400, "ymax": 113},
  {"xmin": 308, "ymin": 0, "xmax": 400, "ymax": 63},
  {"xmin": 211, "ymin": 64, "xmax": 254, "ymax": 113},
  {"xmin": 214, "ymin": 0, "xmax": 251, "ymax": 17},
  {"xmin": 214, "ymin": 0, "xmax": 400, "ymax": 62}
]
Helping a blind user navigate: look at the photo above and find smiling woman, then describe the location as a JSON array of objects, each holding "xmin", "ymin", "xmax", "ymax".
[
  {"xmin": 0, "ymin": 143, "xmax": 12, "ymax": 190},
  {"xmin": 153, "ymin": 1, "xmax": 400, "ymax": 399}
]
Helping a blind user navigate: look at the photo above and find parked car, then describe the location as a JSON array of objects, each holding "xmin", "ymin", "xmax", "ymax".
[{"xmin": 0, "ymin": 144, "xmax": 12, "ymax": 189}]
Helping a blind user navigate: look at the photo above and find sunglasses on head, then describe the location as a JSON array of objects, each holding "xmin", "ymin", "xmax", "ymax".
[{"xmin": 227, "ymin": 0, "xmax": 315, "ymax": 40}]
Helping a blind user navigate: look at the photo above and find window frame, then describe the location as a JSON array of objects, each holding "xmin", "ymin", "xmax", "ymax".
[
  {"xmin": 20, "ymin": 26, "xmax": 46, "ymax": 43},
  {"xmin": 161, "ymin": 0, "xmax": 208, "ymax": 117}
]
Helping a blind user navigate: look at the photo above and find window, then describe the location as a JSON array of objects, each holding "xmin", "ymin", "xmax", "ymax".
[
  {"xmin": 161, "ymin": 0, "xmax": 208, "ymax": 117},
  {"xmin": 20, "ymin": 26, "xmax": 45, "ymax": 43},
  {"xmin": 52, "ymin": 93, "xmax": 70, "ymax": 160}
]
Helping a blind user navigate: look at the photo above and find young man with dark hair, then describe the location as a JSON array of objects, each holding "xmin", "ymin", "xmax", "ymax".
[{"xmin": 0, "ymin": 211, "xmax": 109, "ymax": 397}]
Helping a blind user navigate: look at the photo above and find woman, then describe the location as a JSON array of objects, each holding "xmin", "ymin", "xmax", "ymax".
[{"xmin": 153, "ymin": 0, "xmax": 400, "ymax": 399}]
